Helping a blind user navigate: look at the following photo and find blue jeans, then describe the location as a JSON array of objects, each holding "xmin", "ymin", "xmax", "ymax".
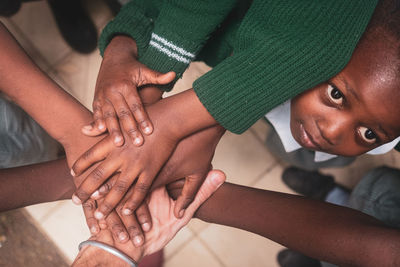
[{"xmin": 0, "ymin": 95, "xmax": 60, "ymax": 168}]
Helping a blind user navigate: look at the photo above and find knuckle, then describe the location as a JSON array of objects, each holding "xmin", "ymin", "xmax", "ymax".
[
  {"xmin": 82, "ymin": 149, "xmax": 93, "ymax": 161},
  {"xmin": 76, "ymin": 190, "xmax": 90, "ymax": 201},
  {"xmin": 82, "ymin": 201, "xmax": 96, "ymax": 211},
  {"xmin": 100, "ymin": 201, "xmax": 114, "ymax": 214},
  {"xmin": 127, "ymin": 128, "xmax": 138, "ymax": 136},
  {"xmin": 90, "ymin": 168, "xmax": 105, "ymax": 182},
  {"xmin": 127, "ymin": 226, "xmax": 140, "ymax": 236},
  {"xmin": 114, "ymin": 180, "xmax": 129, "ymax": 194},
  {"xmin": 103, "ymin": 110, "xmax": 116, "ymax": 119},
  {"xmin": 117, "ymin": 108, "xmax": 131, "ymax": 119},
  {"xmin": 135, "ymin": 182, "xmax": 150, "ymax": 194},
  {"xmin": 130, "ymin": 102, "xmax": 144, "ymax": 113}
]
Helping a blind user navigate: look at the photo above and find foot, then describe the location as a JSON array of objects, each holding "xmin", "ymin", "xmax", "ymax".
[
  {"xmin": 48, "ymin": 0, "xmax": 97, "ymax": 54},
  {"xmin": 282, "ymin": 167, "xmax": 335, "ymax": 200},
  {"xmin": 277, "ymin": 249, "xmax": 321, "ymax": 267}
]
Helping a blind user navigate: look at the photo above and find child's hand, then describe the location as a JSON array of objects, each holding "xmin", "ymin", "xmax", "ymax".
[
  {"xmin": 83, "ymin": 35, "xmax": 175, "ymax": 146},
  {"xmin": 90, "ymin": 125, "xmax": 225, "ymax": 218},
  {"xmin": 81, "ymin": 172, "xmax": 153, "ymax": 247},
  {"xmin": 71, "ymin": 105, "xmax": 181, "ymax": 220}
]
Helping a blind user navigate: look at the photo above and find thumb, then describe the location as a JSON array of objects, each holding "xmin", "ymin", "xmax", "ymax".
[
  {"xmin": 182, "ymin": 170, "xmax": 226, "ymax": 220},
  {"xmin": 137, "ymin": 68, "xmax": 176, "ymax": 86}
]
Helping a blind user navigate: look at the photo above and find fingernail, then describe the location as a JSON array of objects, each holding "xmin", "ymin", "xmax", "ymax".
[
  {"xmin": 91, "ymin": 191, "xmax": 99, "ymax": 199},
  {"xmin": 141, "ymin": 223, "xmax": 150, "ymax": 232},
  {"xmin": 91, "ymin": 226, "xmax": 99, "ymax": 234},
  {"xmin": 94, "ymin": 211, "xmax": 104, "ymax": 220},
  {"xmin": 134, "ymin": 236, "xmax": 143, "ymax": 245},
  {"xmin": 99, "ymin": 186, "xmax": 107, "ymax": 193},
  {"xmin": 211, "ymin": 172, "xmax": 223, "ymax": 186},
  {"xmin": 179, "ymin": 209, "xmax": 185, "ymax": 218},
  {"xmin": 119, "ymin": 232, "xmax": 128, "ymax": 241},
  {"xmin": 72, "ymin": 195, "xmax": 81, "ymax": 205},
  {"xmin": 70, "ymin": 169, "xmax": 76, "ymax": 177},
  {"xmin": 134, "ymin": 138, "xmax": 141, "ymax": 145},
  {"xmin": 123, "ymin": 209, "xmax": 132, "ymax": 215},
  {"xmin": 98, "ymin": 124, "xmax": 105, "ymax": 130},
  {"xmin": 114, "ymin": 136, "xmax": 122, "ymax": 144},
  {"xmin": 83, "ymin": 125, "xmax": 93, "ymax": 131},
  {"xmin": 144, "ymin": 127, "xmax": 151, "ymax": 134}
]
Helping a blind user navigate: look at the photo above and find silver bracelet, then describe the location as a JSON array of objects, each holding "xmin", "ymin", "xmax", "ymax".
[{"xmin": 79, "ymin": 240, "xmax": 138, "ymax": 267}]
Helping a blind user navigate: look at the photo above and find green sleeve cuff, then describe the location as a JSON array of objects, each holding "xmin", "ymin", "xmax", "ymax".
[{"xmin": 98, "ymin": 2, "xmax": 153, "ymax": 57}]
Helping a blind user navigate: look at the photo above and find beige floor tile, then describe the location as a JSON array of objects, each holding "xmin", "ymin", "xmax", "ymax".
[
  {"xmin": 9, "ymin": 1, "xmax": 72, "ymax": 66},
  {"xmin": 39, "ymin": 200, "xmax": 90, "ymax": 263},
  {"xmin": 24, "ymin": 201, "xmax": 62, "ymax": 223},
  {"xmin": 212, "ymin": 130, "xmax": 277, "ymax": 186},
  {"xmin": 165, "ymin": 237, "xmax": 223, "ymax": 267},
  {"xmin": 187, "ymin": 218, "xmax": 210, "ymax": 235},
  {"xmin": 0, "ymin": 17, "xmax": 51, "ymax": 72},
  {"xmin": 198, "ymin": 224, "xmax": 284, "ymax": 267},
  {"xmin": 52, "ymin": 50, "xmax": 102, "ymax": 109},
  {"xmin": 253, "ymin": 164, "xmax": 292, "ymax": 194},
  {"xmin": 164, "ymin": 225, "xmax": 194, "ymax": 260},
  {"xmin": 250, "ymin": 119, "xmax": 271, "ymax": 144}
]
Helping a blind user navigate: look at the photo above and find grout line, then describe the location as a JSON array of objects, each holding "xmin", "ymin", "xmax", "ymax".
[
  {"xmin": 163, "ymin": 234, "xmax": 195, "ymax": 262},
  {"xmin": 196, "ymin": 234, "xmax": 227, "ymax": 267},
  {"xmin": 39, "ymin": 201, "xmax": 68, "ymax": 223}
]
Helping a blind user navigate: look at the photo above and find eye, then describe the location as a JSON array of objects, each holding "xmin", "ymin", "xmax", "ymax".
[
  {"xmin": 327, "ymin": 84, "xmax": 343, "ymax": 105},
  {"xmin": 358, "ymin": 126, "xmax": 377, "ymax": 144}
]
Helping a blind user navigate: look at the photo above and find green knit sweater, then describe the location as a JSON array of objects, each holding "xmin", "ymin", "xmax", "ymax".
[{"xmin": 99, "ymin": 0, "xmax": 378, "ymax": 134}]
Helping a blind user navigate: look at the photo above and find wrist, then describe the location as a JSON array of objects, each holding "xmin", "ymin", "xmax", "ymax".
[
  {"xmin": 148, "ymin": 89, "xmax": 219, "ymax": 140},
  {"xmin": 104, "ymin": 35, "xmax": 138, "ymax": 59}
]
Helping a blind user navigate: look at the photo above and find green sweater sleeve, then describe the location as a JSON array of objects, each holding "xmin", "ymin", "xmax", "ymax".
[
  {"xmin": 193, "ymin": 0, "xmax": 378, "ymax": 134},
  {"xmin": 99, "ymin": 0, "xmax": 238, "ymax": 91},
  {"xmin": 139, "ymin": 0, "xmax": 238, "ymax": 90},
  {"xmin": 98, "ymin": 0, "xmax": 154, "ymax": 57}
]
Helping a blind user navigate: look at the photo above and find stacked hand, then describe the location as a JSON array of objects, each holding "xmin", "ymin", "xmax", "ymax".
[
  {"xmin": 72, "ymin": 170, "xmax": 226, "ymax": 266},
  {"xmin": 71, "ymin": 36, "xmax": 224, "ymax": 249}
]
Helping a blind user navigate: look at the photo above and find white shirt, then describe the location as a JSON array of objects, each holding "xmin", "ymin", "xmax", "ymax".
[{"xmin": 265, "ymin": 101, "xmax": 400, "ymax": 162}]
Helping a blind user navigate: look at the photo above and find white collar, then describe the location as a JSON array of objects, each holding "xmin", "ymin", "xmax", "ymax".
[{"xmin": 265, "ymin": 101, "xmax": 400, "ymax": 162}]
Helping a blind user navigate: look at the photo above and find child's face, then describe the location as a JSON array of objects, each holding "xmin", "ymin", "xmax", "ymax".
[{"xmin": 290, "ymin": 35, "xmax": 400, "ymax": 156}]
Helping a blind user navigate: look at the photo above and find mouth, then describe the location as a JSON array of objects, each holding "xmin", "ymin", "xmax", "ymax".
[{"xmin": 298, "ymin": 123, "xmax": 322, "ymax": 150}]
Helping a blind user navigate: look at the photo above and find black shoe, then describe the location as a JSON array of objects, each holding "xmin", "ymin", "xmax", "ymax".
[
  {"xmin": 282, "ymin": 167, "xmax": 336, "ymax": 200},
  {"xmin": 48, "ymin": 0, "xmax": 97, "ymax": 54},
  {"xmin": 0, "ymin": 0, "xmax": 21, "ymax": 17},
  {"xmin": 104, "ymin": 0, "xmax": 122, "ymax": 15},
  {"xmin": 278, "ymin": 249, "xmax": 321, "ymax": 267}
]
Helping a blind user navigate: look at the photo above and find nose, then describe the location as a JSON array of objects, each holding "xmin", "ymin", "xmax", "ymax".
[{"xmin": 316, "ymin": 114, "xmax": 352, "ymax": 146}]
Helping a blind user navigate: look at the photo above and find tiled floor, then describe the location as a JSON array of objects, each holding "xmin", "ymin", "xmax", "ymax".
[{"xmin": 2, "ymin": 1, "xmax": 400, "ymax": 266}]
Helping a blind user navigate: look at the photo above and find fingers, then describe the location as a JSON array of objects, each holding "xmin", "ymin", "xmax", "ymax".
[
  {"xmin": 135, "ymin": 202, "xmax": 152, "ymax": 233},
  {"xmin": 174, "ymin": 172, "xmax": 207, "ymax": 218},
  {"xmin": 183, "ymin": 170, "xmax": 226, "ymax": 218},
  {"xmin": 92, "ymin": 99, "xmax": 107, "ymax": 134},
  {"xmin": 82, "ymin": 198, "xmax": 100, "ymax": 235},
  {"xmin": 125, "ymin": 89, "xmax": 152, "ymax": 137},
  {"xmin": 95, "ymin": 170, "xmax": 138, "ymax": 220},
  {"xmin": 137, "ymin": 68, "xmax": 176, "ymax": 87},
  {"xmin": 71, "ymin": 137, "xmax": 113, "ymax": 177},
  {"xmin": 102, "ymin": 100, "xmax": 124, "ymax": 146},
  {"xmin": 81, "ymin": 121, "xmax": 105, "ymax": 137},
  {"xmin": 105, "ymin": 211, "xmax": 129, "ymax": 244},
  {"xmin": 73, "ymin": 161, "xmax": 119, "ymax": 205},
  {"xmin": 122, "ymin": 173, "xmax": 153, "ymax": 216}
]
